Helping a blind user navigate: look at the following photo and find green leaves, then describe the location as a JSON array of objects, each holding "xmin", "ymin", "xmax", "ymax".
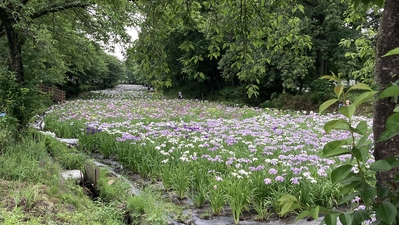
[
  {"xmin": 320, "ymin": 75, "xmax": 338, "ymax": 82},
  {"xmin": 383, "ymin": 47, "xmax": 399, "ymax": 57},
  {"xmin": 295, "ymin": 206, "xmax": 329, "ymax": 222},
  {"xmin": 375, "ymin": 0, "xmax": 385, "ymax": 7},
  {"xmin": 347, "ymin": 83, "xmax": 373, "ymax": 92},
  {"xmin": 278, "ymin": 194, "xmax": 301, "ymax": 217},
  {"xmin": 355, "ymin": 121, "xmax": 368, "ymax": 135},
  {"xmin": 378, "ymin": 112, "xmax": 399, "ymax": 142},
  {"xmin": 308, "ymin": 205, "xmax": 320, "ymax": 220},
  {"xmin": 358, "ymin": 184, "xmax": 376, "ymax": 207},
  {"xmin": 334, "ymin": 85, "xmax": 344, "ymax": 98},
  {"xmin": 352, "ymin": 91, "xmax": 378, "ymax": 107},
  {"xmin": 324, "ymin": 119, "xmax": 350, "ymax": 133},
  {"xmin": 295, "ymin": 209, "xmax": 310, "ymax": 221},
  {"xmin": 352, "ymin": 146, "xmax": 369, "ymax": 163},
  {"xmin": 370, "ymin": 160, "xmax": 392, "ymax": 171},
  {"xmin": 339, "ymin": 104, "xmax": 356, "ymax": 120},
  {"xmin": 319, "ymin": 99, "xmax": 339, "ymax": 113},
  {"xmin": 339, "ymin": 213, "xmax": 353, "ymax": 225},
  {"xmin": 331, "ymin": 164, "xmax": 353, "ymax": 185},
  {"xmin": 378, "ymin": 85, "xmax": 399, "ymax": 99},
  {"xmin": 246, "ymin": 84, "xmax": 259, "ymax": 99},
  {"xmin": 338, "ymin": 192, "xmax": 359, "ymax": 205},
  {"xmin": 351, "ymin": 0, "xmax": 385, "ymax": 9},
  {"xmin": 309, "ymin": 72, "xmax": 399, "ymax": 225},
  {"xmin": 352, "ymin": 210, "xmax": 370, "ymax": 225},
  {"xmin": 340, "ymin": 179, "xmax": 362, "ymax": 195},
  {"xmin": 375, "ymin": 82, "xmax": 399, "ymax": 142},
  {"xmin": 322, "ymin": 140, "xmax": 350, "ymax": 158},
  {"xmin": 318, "ymin": 77, "xmax": 374, "ymax": 118},
  {"xmin": 324, "ymin": 213, "xmax": 338, "ymax": 225},
  {"xmin": 375, "ymin": 201, "xmax": 397, "ymax": 224}
]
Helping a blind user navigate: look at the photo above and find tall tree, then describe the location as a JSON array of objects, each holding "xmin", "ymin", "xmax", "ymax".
[
  {"xmin": 0, "ymin": 0, "xmax": 136, "ymax": 83},
  {"xmin": 129, "ymin": 0, "xmax": 366, "ymax": 103},
  {"xmin": 130, "ymin": 0, "xmax": 313, "ymax": 97},
  {"xmin": 344, "ymin": 0, "xmax": 399, "ymax": 186},
  {"xmin": 0, "ymin": 0, "xmax": 137, "ymax": 126},
  {"xmin": 373, "ymin": 0, "xmax": 399, "ymax": 186}
]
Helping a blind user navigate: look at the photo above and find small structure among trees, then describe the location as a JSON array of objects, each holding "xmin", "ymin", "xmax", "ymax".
[{"xmin": 38, "ymin": 84, "xmax": 66, "ymax": 103}]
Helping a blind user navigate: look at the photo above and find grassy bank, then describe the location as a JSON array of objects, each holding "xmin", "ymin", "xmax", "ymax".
[
  {"xmin": 0, "ymin": 131, "xmax": 126, "ymax": 224},
  {"xmin": 0, "ymin": 130, "xmax": 179, "ymax": 225}
]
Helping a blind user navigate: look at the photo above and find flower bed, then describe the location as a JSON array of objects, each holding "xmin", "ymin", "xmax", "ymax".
[{"xmin": 44, "ymin": 85, "xmax": 374, "ymax": 220}]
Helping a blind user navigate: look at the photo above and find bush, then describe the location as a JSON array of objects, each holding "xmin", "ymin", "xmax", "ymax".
[
  {"xmin": 0, "ymin": 69, "xmax": 46, "ymax": 128},
  {"xmin": 309, "ymin": 79, "xmax": 335, "ymax": 104},
  {"xmin": 0, "ymin": 115, "xmax": 18, "ymax": 150},
  {"xmin": 260, "ymin": 93, "xmax": 319, "ymax": 111}
]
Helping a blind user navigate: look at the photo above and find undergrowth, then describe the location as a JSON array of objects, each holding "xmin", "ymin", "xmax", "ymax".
[{"xmin": 0, "ymin": 130, "xmax": 127, "ymax": 224}]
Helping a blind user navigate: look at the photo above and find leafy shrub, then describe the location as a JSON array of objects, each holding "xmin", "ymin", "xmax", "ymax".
[
  {"xmin": 279, "ymin": 73, "xmax": 399, "ymax": 225},
  {"xmin": 309, "ymin": 79, "xmax": 335, "ymax": 103},
  {"xmin": 0, "ymin": 69, "xmax": 47, "ymax": 129},
  {"xmin": 0, "ymin": 114, "xmax": 18, "ymax": 150},
  {"xmin": 260, "ymin": 93, "xmax": 319, "ymax": 111}
]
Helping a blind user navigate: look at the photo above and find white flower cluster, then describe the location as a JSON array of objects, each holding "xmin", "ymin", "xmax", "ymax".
[
  {"xmin": 302, "ymin": 171, "xmax": 317, "ymax": 183},
  {"xmin": 231, "ymin": 169, "xmax": 251, "ymax": 179}
]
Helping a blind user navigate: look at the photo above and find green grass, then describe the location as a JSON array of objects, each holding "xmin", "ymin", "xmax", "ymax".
[
  {"xmin": 127, "ymin": 188, "xmax": 183, "ymax": 225},
  {"xmin": 0, "ymin": 130, "xmax": 128, "ymax": 224}
]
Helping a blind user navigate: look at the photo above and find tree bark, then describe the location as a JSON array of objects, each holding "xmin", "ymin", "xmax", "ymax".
[
  {"xmin": 373, "ymin": 0, "xmax": 399, "ymax": 186},
  {"xmin": 316, "ymin": 51, "xmax": 327, "ymax": 78},
  {"xmin": 0, "ymin": 9, "xmax": 24, "ymax": 84},
  {"xmin": 7, "ymin": 30, "xmax": 24, "ymax": 84}
]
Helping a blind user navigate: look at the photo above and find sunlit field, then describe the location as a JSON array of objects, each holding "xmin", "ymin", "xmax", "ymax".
[{"xmin": 44, "ymin": 84, "xmax": 374, "ymax": 219}]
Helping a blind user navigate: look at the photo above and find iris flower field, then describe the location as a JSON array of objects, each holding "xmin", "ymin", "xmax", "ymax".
[{"xmin": 44, "ymin": 85, "xmax": 374, "ymax": 220}]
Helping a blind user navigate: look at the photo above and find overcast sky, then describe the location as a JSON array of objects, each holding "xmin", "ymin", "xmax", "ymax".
[{"xmin": 107, "ymin": 27, "xmax": 139, "ymax": 61}]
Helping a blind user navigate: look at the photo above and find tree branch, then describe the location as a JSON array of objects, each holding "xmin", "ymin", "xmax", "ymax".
[
  {"xmin": 31, "ymin": 1, "xmax": 91, "ymax": 20},
  {"xmin": 0, "ymin": 8, "xmax": 8, "ymax": 37},
  {"xmin": 0, "ymin": 23, "xmax": 4, "ymax": 37}
]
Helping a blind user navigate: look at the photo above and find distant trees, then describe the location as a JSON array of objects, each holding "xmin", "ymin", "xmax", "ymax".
[
  {"xmin": 0, "ymin": 0, "xmax": 137, "ymax": 127},
  {"xmin": 127, "ymin": 0, "xmax": 368, "ymax": 102}
]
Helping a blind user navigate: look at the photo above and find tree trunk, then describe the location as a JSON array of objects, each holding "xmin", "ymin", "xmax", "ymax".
[
  {"xmin": 8, "ymin": 30, "xmax": 24, "ymax": 84},
  {"xmin": 373, "ymin": 0, "xmax": 399, "ymax": 186},
  {"xmin": 0, "ymin": 9, "xmax": 24, "ymax": 84},
  {"xmin": 316, "ymin": 51, "xmax": 326, "ymax": 78}
]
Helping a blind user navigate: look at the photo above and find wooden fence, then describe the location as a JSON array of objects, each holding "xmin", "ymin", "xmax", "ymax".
[{"xmin": 38, "ymin": 83, "xmax": 66, "ymax": 102}]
